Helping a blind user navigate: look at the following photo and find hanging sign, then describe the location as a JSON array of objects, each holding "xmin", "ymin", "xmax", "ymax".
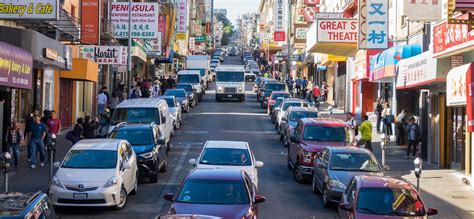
[
  {"xmin": 177, "ymin": 0, "xmax": 188, "ymax": 32},
  {"xmin": 110, "ymin": 2, "xmax": 159, "ymax": 39},
  {"xmin": 358, "ymin": 0, "xmax": 388, "ymax": 49},
  {"xmin": 274, "ymin": 0, "xmax": 285, "ymax": 31},
  {"xmin": 317, "ymin": 19, "xmax": 358, "ymax": 43},
  {"xmin": 0, "ymin": 0, "xmax": 59, "ymax": 20},
  {"xmin": 80, "ymin": 46, "xmax": 127, "ymax": 65}
]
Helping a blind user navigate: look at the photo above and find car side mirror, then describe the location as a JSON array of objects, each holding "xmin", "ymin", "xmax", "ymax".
[
  {"xmin": 255, "ymin": 195, "xmax": 266, "ymax": 204},
  {"xmin": 339, "ymin": 202, "xmax": 353, "ymax": 211},
  {"xmin": 189, "ymin": 158, "xmax": 196, "ymax": 165},
  {"xmin": 427, "ymin": 208, "xmax": 438, "ymax": 216},
  {"xmin": 255, "ymin": 161, "xmax": 264, "ymax": 168},
  {"xmin": 163, "ymin": 192, "xmax": 174, "ymax": 202},
  {"xmin": 53, "ymin": 162, "xmax": 60, "ymax": 168},
  {"xmin": 122, "ymin": 162, "xmax": 132, "ymax": 170}
]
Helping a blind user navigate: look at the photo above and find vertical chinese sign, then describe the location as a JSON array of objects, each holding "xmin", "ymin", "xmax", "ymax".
[
  {"xmin": 358, "ymin": 0, "xmax": 388, "ymax": 49},
  {"xmin": 274, "ymin": 0, "xmax": 286, "ymax": 41},
  {"xmin": 81, "ymin": 0, "xmax": 99, "ymax": 44},
  {"xmin": 177, "ymin": 0, "xmax": 188, "ymax": 33}
]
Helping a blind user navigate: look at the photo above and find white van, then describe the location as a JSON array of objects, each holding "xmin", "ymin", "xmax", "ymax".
[
  {"xmin": 177, "ymin": 70, "xmax": 204, "ymax": 102},
  {"xmin": 215, "ymin": 65, "xmax": 246, "ymax": 102},
  {"xmin": 109, "ymin": 98, "xmax": 174, "ymax": 147}
]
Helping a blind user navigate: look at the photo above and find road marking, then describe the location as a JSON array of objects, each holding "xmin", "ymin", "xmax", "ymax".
[
  {"xmin": 166, "ymin": 143, "xmax": 191, "ymax": 184},
  {"xmin": 190, "ymin": 112, "xmax": 267, "ymax": 116},
  {"xmin": 220, "ymin": 130, "xmax": 276, "ymax": 134}
]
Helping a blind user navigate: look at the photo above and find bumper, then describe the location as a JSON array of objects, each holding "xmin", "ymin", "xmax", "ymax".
[
  {"xmin": 216, "ymin": 93, "xmax": 245, "ymax": 99},
  {"xmin": 49, "ymin": 184, "xmax": 121, "ymax": 207},
  {"xmin": 137, "ymin": 158, "xmax": 156, "ymax": 176},
  {"xmin": 326, "ymin": 187, "xmax": 344, "ymax": 203},
  {"xmin": 300, "ymin": 165, "xmax": 313, "ymax": 176}
]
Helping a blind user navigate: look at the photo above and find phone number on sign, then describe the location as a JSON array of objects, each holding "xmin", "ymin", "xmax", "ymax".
[{"xmin": 115, "ymin": 31, "xmax": 155, "ymax": 38}]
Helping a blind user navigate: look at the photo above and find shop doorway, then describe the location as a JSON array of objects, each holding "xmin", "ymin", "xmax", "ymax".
[
  {"xmin": 59, "ymin": 79, "xmax": 73, "ymax": 128},
  {"xmin": 420, "ymin": 91, "xmax": 429, "ymax": 159},
  {"xmin": 450, "ymin": 107, "xmax": 465, "ymax": 170}
]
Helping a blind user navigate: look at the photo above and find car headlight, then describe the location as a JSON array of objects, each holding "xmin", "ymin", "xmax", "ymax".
[
  {"xmin": 140, "ymin": 151, "xmax": 153, "ymax": 159},
  {"xmin": 51, "ymin": 175, "xmax": 64, "ymax": 188},
  {"xmin": 238, "ymin": 87, "xmax": 243, "ymax": 91},
  {"xmin": 329, "ymin": 180, "xmax": 347, "ymax": 190},
  {"xmin": 218, "ymin": 86, "xmax": 223, "ymax": 91},
  {"xmin": 303, "ymin": 151, "xmax": 314, "ymax": 163},
  {"xmin": 102, "ymin": 176, "xmax": 118, "ymax": 188}
]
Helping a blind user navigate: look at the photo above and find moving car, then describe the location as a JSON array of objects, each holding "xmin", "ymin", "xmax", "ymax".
[
  {"xmin": 0, "ymin": 192, "xmax": 56, "ymax": 218},
  {"xmin": 163, "ymin": 169, "xmax": 266, "ymax": 218},
  {"xmin": 164, "ymin": 89, "xmax": 190, "ymax": 113},
  {"xmin": 188, "ymin": 141, "xmax": 264, "ymax": 189},
  {"xmin": 176, "ymin": 83, "xmax": 198, "ymax": 107},
  {"xmin": 215, "ymin": 65, "xmax": 246, "ymax": 102},
  {"xmin": 260, "ymin": 82, "xmax": 287, "ymax": 107},
  {"xmin": 287, "ymin": 118, "xmax": 348, "ymax": 183},
  {"xmin": 279, "ymin": 106, "xmax": 319, "ymax": 147},
  {"xmin": 109, "ymin": 123, "xmax": 168, "ymax": 183},
  {"xmin": 49, "ymin": 139, "xmax": 138, "ymax": 209},
  {"xmin": 275, "ymin": 99, "xmax": 310, "ymax": 133},
  {"xmin": 266, "ymin": 91, "xmax": 291, "ymax": 114},
  {"xmin": 338, "ymin": 176, "xmax": 438, "ymax": 219},
  {"xmin": 256, "ymin": 78, "xmax": 277, "ymax": 101},
  {"xmin": 312, "ymin": 147, "xmax": 384, "ymax": 208},
  {"xmin": 159, "ymin": 96, "xmax": 183, "ymax": 129},
  {"xmin": 177, "ymin": 70, "xmax": 204, "ymax": 101}
]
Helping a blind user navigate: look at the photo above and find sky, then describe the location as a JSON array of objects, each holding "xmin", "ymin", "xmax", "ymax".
[{"xmin": 214, "ymin": 0, "xmax": 259, "ymax": 26}]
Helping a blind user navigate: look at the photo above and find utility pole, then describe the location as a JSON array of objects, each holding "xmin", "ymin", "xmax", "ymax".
[
  {"xmin": 127, "ymin": 0, "xmax": 132, "ymax": 97},
  {"xmin": 210, "ymin": 0, "xmax": 214, "ymax": 51},
  {"xmin": 286, "ymin": 0, "xmax": 292, "ymax": 79}
]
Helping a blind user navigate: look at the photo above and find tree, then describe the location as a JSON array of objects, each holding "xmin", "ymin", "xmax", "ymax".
[{"xmin": 216, "ymin": 13, "xmax": 235, "ymax": 46}]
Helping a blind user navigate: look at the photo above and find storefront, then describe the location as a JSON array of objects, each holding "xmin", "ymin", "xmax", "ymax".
[
  {"xmin": 320, "ymin": 54, "xmax": 347, "ymax": 108},
  {"xmin": 352, "ymin": 49, "xmax": 381, "ymax": 120}
]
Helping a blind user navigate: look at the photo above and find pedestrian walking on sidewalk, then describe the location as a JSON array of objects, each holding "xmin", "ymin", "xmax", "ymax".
[
  {"xmin": 46, "ymin": 110, "xmax": 61, "ymax": 161},
  {"xmin": 375, "ymin": 98, "xmax": 383, "ymax": 133},
  {"xmin": 396, "ymin": 109, "xmax": 407, "ymax": 145},
  {"xmin": 110, "ymin": 91, "xmax": 120, "ymax": 116},
  {"xmin": 151, "ymin": 80, "xmax": 161, "ymax": 97},
  {"xmin": 295, "ymin": 78, "xmax": 302, "ymax": 96},
  {"xmin": 24, "ymin": 110, "xmax": 39, "ymax": 162},
  {"xmin": 358, "ymin": 115, "xmax": 373, "ymax": 152},
  {"xmin": 321, "ymin": 81, "xmax": 328, "ymax": 102},
  {"xmin": 6, "ymin": 121, "xmax": 24, "ymax": 169},
  {"xmin": 346, "ymin": 114, "xmax": 357, "ymax": 143},
  {"xmin": 28, "ymin": 115, "xmax": 47, "ymax": 169},
  {"xmin": 97, "ymin": 89, "xmax": 108, "ymax": 117},
  {"xmin": 406, "ymin": 117, "xmax": 421, "ymax": 159},
  {"xmin": 83, "ymin": 116, "xmax": 100, "ymax": 139},
  {"xmin": 381, "ymin": 102, "xmax": 394, "ymax": 136}
]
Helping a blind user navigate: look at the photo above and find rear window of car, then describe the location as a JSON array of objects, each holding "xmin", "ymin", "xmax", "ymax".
[
  {"xmin": 357, "ymin": 187, "xmax": 426, "ymax": 216},
  {"xmin": 110, "ymin": 129, "xmax": 154, "ymax": 145},
  {"xmin": 271, "ymin": 93, "xmax": 290, "ymax": 100},
  {"xmin": 176, "ymin": 179, "xmax": 250, "ymax": 205},
  {"xmin": 200, "ymin": 148, "xmax": 251, "ymax": 166},
  {"xmin": 303, "ymin": 125, "xmax": 346, "ymax": 142},
  {"xmin": 111, "ymin": 108, "xmax": 160, "ymax": 125}
]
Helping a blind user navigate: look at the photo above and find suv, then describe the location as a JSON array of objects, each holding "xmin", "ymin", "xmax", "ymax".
[
  {"xmin": 260, "ymin": 82, "xmax": 287, "ymax": 107},
  {"xmin": 0, "ymin": 192, "xmax": 56, "ymax": 218},
  {"xmin": 287, "ymin": 118, "xmax": 349, "ymax": 183},
  {"xmin": 109, "ymin": 123, "xmax": 168, "ymax": 183},
  {"xmin": 256, "ymin": 78, "xmax": 277, "ymax": 102},
  {"xmin": 279, "ymin": 107, "xmax": 319, "ymax": 147},
  {"xmin": 177, "ymin": 70, "xmax": 204, "ymax": 102}
]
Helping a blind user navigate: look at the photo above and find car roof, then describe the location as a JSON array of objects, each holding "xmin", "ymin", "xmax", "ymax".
[
  {"xmin": 300, "ymin": 118, "xmax": 348, "ymax": 127},
  {"xmin": 283, "ymin": 98, "xmax": 307, "ymax": 103},
  {"xmin": 112, "ymin": 123, "xmax": 155, "ymax": 131},
  {"xmin": 271, "ymin": 91, "xmax": 290, "ymax": 95},
  {"xmin": 117, "ymin": 98, "xmax": 165, "ymax": 108},
  {"xmin": 355, "ymin": 176, "xmax": 414, "ymax": 190},
  {"xmin": 178, "ymin": 70, "xmax": 200, "ymax": 75},
  {"xmin": 187, "ymin": 168, "xmax": 244, "ymax": 181},
  {"xmin": 72, "ymin": 139, "xmax": 124, "ymax": 151},
  {"xmin": 0, "ymin": 192, "xmax": 46, "ymax": 216},
  {"xmin": 266, "ymin": 81, "xmax": 285, "ymax": 85},
  {"xmin": 289, "ymin": 106, "xmax": 318, "ymax": 112},
  {"xmin": 204, "ymin": 141, "xmax": 249, "ymax": 149},
  {"xmin": 216, "ymin": 65, "xmax": 245, "ymax": 71}
]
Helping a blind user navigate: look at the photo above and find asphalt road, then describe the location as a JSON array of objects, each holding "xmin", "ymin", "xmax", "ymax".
[{"xmin": 6, "ymin": 56, "xmax": 338, "ymax": 219}]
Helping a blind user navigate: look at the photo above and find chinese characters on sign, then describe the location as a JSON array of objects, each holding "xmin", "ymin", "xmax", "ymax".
[
  {"xmin": 177, "ymin": 0, "xmax": 187, "ymax": 33},
  {"xmin": 316, "ymin": 19, "xmax": 358, "ymax": 43},
  {"xmin": 403, "ymin": 0, "xmax": 441, "ymax": 22},
  {"xmin": 0, "ymin": 0, "xmax": 59, "ymax": 20},
  {"xmin": 359, "ymin": 0, "xmax": 388, "ymax": 49},
  {"xmin": 295, "ymin": 28, "xmax": 308, "ymax": 39},
  {"xmin": 80, "ymin": 46, "xmax": 127, "ymax": 65},
  {"xmin": 433, "ymin": 13, "xmax": 474, "ymax": 57},
  {"xmin": 144, "ymin": 34, "xmax": 162, "ymax": 57},
  {"xmin": 158, "ymin": 15, "xmax": 166, "ymax": 39},
  {"xmin": 274, "ymin": 0, "xmax": 285, "ymax": 32},
  {"xmin": 396, "ymin": 51, "xmax": 439, "ymax": 89},
  {"xmin": 110, "ymin": 2, "xmax": 159, "ymax": 39},
  {"xmin": 274, "ymin": 31, "xmax": 286, "ymax": 41}
]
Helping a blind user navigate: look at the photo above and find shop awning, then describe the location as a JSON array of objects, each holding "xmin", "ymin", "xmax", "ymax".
[
  {"xmin": 353, "ymin": 49, "xmax": 383, "ymax": 81},
  {"xmin": 446, "ymin": 63, "xmax": 472, "ymax": 106},
  {"xmin": 321, "ymin": 54, "xmax": 347, "ymax": 66},
  {"xmin": 262, "ymin": 43, "xmax": 282, "ymax": 51},
  {"xmin": 396, "ymin": 51, "xmax": 449, "ymax": 89},
  {"xmin": 307, "ymin": 43, "xmax": 357, "ymax": 57},
  {"xmin": 370, "ymin": 44, "xmax": 422, "ymax": 82},
  {"xmin": 0, "ymin": 41, "xmax": 33, "ymax": 89},
  {"xmin": 60, "ymin": 58, "xmax": 99, "ymax": 82}
]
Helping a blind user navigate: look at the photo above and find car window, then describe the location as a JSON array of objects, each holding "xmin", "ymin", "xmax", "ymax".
[
  {"xmin": 330, "ymin": 152, "xmax": 381, "ymax": 172},
  {"xmin": 163, "ymin": 98, "xmax": 175, "ymax": 107},
  {"xmin": 294, "ymin": 122, "xmax": 303, "ymax": 139},
  {"xmin": 289, "ymin": 111, "xmax": 319, "ymax": 122},
  {"xmin": 62, "ymin": 150, "xmax": 117, "ymax": 169},
  {"xmin": 322, "ymin": 150, "xmax": 330, "ymax": 165},
  {"xmin": 303, "ymin": 125, "xmax": 347, "ymax": 142},
  {"xmin": 356, "ymin": 187, "xmax": 426, "ymax": 216},
  {"xmin": 200, "ymin": 148, "xmax": 251, "ymax": 166},
  {"xmin": 282, "ymin": 102, "xmax": 309, "ymax": 111},
  {"xmin": 111, "ymin": 108, "xmax": 160, "ymax": 125},
  {"xmin": 176, "ymin": 179, "xmax": 250, "ymax": 205},
  {"xmin": 244, "ymin": 174, "xmax": 255, "ymax": 199},
  {"xmin": 109, "ymin": 129, "xmax": 154, "ymax": 145}
]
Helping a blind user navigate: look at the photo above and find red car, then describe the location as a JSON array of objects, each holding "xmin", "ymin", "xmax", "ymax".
[
  {"xmin": 339, "ymin": 175, "xmax": 438, "ymax": 219},
  {"xmin": 288, "ymin": 118, "xmax": 349, "ymax": 183},
  {"xmin": 266, "ymin": 91, "xmax": 291, "ymax": 114}
]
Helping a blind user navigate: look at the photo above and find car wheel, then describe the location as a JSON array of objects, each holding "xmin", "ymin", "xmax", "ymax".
[
  {"xmin": 115, "ymin": 186, "xmax": 128, "ymax": 210},
  {"xmin": 149, "ymin": 159, "xmax": 159, "ymax": 183},
  {"xmin": 160, "ymin": 155, "xmax": 168, "ymax": 173},
  {"xmin": 293, "ymin": 162, "xmax": 306, "ymax": 184},
  {"xmin": 283, "ymin": 134, "xmax": 290, "ymax": 147},
  {"xmin": 131, "ymin": 172, "xmax": 138, "ymax": 195},
  {"xmin": 322, "ymin": 186, "xmax": 332, "ymax": 208},
  {"xmin": 312, "ymin": 175, "xmax": 321, "ymax": 195}
]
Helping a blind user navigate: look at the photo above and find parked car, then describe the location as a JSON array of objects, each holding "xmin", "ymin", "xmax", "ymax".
[
  {"xmin": 253, "ymin": 77, "xmax": 263, "ymax": 92},
  {"xmin": 0, "ymin": 192, "xmax": 56, "ymax": 218},
  {"xmin": 266, "ymin": 91, "xmax": 291, "ymax": 114},
  {"xmin": 158, "ymin": 96, "xmax": 183, "ymax": 130},
  {"xmin": 313, "ymin": 147, "xmax": 384, "ymax": 208},
  {"xmin": 109, "ymin": 123, "xmax": 168, "ymax": 183},
  {"xmin": 164, "ymin": 89, "xmax": 190, "ymax": 113},
  {"xmin": 275, "ymin": 99, "xmax": 310, "ymax": 133},
  {"xmin": 287, "ymin": 118, "xmax": 349, "ymax": 184},
  {"xmin": 49, "ymin": 139, "xmax": 138, "ymax": 210},
  {"xmin": 188, "ymin": 141, "xmax": 264, "ymax": 189},
  {"xmin": 256, "ymin": 78, "xmax": 276, "ymax": 101},
  {"xmin": 279, "ymin": 106, "xmax": 319, "ymax": 147},
  {"xmin": 163, "ymin": 169, "xmax": 266, "ymax": 219},
  {"xmin": 338, "ymin": 176, "xmax": 438, "ymax": 219},
  {"xmin": 176, "ymin": 83, "xmax": 198, "ymax": 107},
  {"xmin": 260, "ymin": 82, "xmax": 287, "ymax": 108},
  {"xmin": 271, "ymin": 97, "xmax": 287, "ymax": 124}
]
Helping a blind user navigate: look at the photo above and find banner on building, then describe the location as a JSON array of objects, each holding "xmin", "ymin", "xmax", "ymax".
[
  {"xmin": 303, "ymin": 7, "xmax": 319, "ymax": 22},
  {"xmin": 0, "ymin": 0, "xmax": 59, "ymax": 20},
  {"xmin": 358, "ymin": 0, "xmax": 388, "ymax": 49},
  {"xmin": 177, "ymin": 0, "xmax": 188, "ymax": 32},
  {"xmin": 274, "ymin": 0, "xmax": 285, "ymax": 32},
  {"xmin": 80, "ymin": 46, "xmax": 127, "ymax": 65},
  {"xmin": 317, "ymin": 19, "xmax": 358, "ymax": 43},
  {"xmin": 433, "ymin": 13, "xmax": 474, "ymax": 57},
  {"xmin": 176, "ymin": 33, "xmax": 186, "ymax": 40},
  {"xmin": 81, "ymin": 0, "xmax": 100, "ymax": 45},
  {"xmin": 144, "ymin": 35, "xmax": 162, "ymax": 57},
  {"xmin": 110, "ymin": 2, "xmax": 159, "ymax": 39},
  {"xmin": 274, "ymin": 31, "xmax": 286, "ymax": 41},
  {"xmin": 402, "ymin": 0, "xmax": 441, "ymax": 22},
  {"xmin": 446, "ymin": 63, "xmax": 469, "ymax": 106},
  {"xmin": 0, "ymin": 42, "xmax": 33, "ymax": 89},
  {"xmin": 189, "ymin": 37, "xmax": 195, "ymax": 52},
  {"xmin": 158, "ymin": 15, "xmax": 166, "ymax": 39}
]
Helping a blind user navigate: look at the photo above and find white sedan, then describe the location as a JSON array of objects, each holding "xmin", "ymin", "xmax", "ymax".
[
  {"xmin": 49, "ymin": 139, "xmax": 138, "ymax": 210},
  {"xmin": 189, "ymin": 141, "xmax": 264, "ymax": 189}
]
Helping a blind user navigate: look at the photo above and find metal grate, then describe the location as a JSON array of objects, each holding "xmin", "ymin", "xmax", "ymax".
[
  {"xmin": 65, "ymin": 187, "xmax": 99, "ymax": 192},
  {"xmin": 224, "ymin": 87, "xmax": 237, "ymax": 93}
]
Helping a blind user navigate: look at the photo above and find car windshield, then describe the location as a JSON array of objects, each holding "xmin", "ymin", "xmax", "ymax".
[
  {"xmin": 216, "ymin": 72, "xmax": 244, "ymax": 82},
  {"xmin": 62, "ymin": 150, "xmax": 117, "ymax": 169},
  {"xmin": 177, "ymin": 74, "xmax": 200, "ymax": 83},
  {"xmin": 110, "ymin": 129, "xmax": 154, "ymax": 145},
  {"xmin": 275, "ymin": 99, "xmax": 285, "ymax": 108},
  {"xmin": 188, "ymin": 69, "xmax": 206, "ymax": 77},
  {"xmin": 357, "ymin": 187, "xmax": 426, "ymax": 216},
  {"xmin": 161, "ymin": 98, "xmax": 175, "ymax": 107},
  {"xmin": 289, "ymin": 111, "xmax": 319, "ymax": 122},
  {"xmin": 111, "ymin": 108, "xmax": 160, "ymax": 125},
  {"xmin": 176, "ymin": 179, "xmax": 250, "ymax": 205},
  {"xmin": 165, "ymin": 90, "xmax": 186, "ymax": 98},
  {"xmin": 330, "ymin": 152, "xmax": 381, "ymax": 172},
  {"xmin": 282, "ymin": 102, "xmax": 308, "ymax": 111},
  {"xmin": 199, "ymin": 148, "xmax": 252, "ymax": 166},
  {"xmin": 176, "ymin": 85, "xmax": 193, "ymax": 93},
  {"xmin": 271, "ymin": 93, "xmax": 290, "ymax": 100},
  {"xmin": 265, "ymin": 83, "xmax": 286, "ymax": 91},
  {"xmin": 303, "ymin": 125, "xmax": 346, "ymax": 142}
]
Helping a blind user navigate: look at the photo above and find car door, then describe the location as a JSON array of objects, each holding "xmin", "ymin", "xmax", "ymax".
[
  {"xmin": 154, "ymin": 126, "xmax": 166, "ymax": 167},
  {"xmin": 280, "ymin": 110, "xmax": 289, "ymax": 134},
  {"xmin": 289, "ymin": 122, "xmax": 303, "ymax": 164},
  {"xmin": 314, "ymin": 149, "xmax": 328, "ymax": 191},
  {"xmin": 244, "ymin": 173, "xmax": 258, "ymax": 215},
  {"xmin": 121, "ymin": 143, "xmax": 134, "ymax": 192}
]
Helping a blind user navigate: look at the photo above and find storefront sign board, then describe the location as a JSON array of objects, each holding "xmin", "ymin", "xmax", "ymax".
[
  {"xmin": 0, "ymin": 0, "xmax": 59, "ymax": 20},
  {"xmin": 80, "ymin": 46, "xmax": 127, "ymax": 65},
  {"xmin": 358, "ymin": 0, "xmax": 388, "ymax": 49},
  {"xmin": 177, "ymin": 0, "xmax": 187, "ymax": 32},
  {"xmin": 81, "ymin": 0, "xmax": 99, "ymax": 44},
  {"xmin": 396, "ymin": 51, "xmax": 445, "ymax": 89},
  {"xmin": 433, "ymin": 13, "xmax": 474, "ymax": 57},
  {"xmin": 316, "ymin": 19, "xmax": 358, "ymax": 43},
  {"xmin": 0, "ymin": 42, "xmax": 33, "ymax": 89},
  {"xmin": 403, "ymin": 0, "xmax": 442, "ymax": 22},
  {"xmin": 110, "ymin": 2, "xmax": 159, "ymax": 38},
  {"xmin": 446, "ymin": 63, "xmax": 469, "ymax": 106},
  {"xmin": 274, "ymin": 0, "xmax": 285, "ymax": 32}
]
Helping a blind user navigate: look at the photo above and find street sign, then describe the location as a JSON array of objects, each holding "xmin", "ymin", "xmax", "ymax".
[
  {"xmin": 176, "ymin": 33, "xmax": 186, "ymax": 40},
  {"xmin": 289, "ymin": 54, "xmax": 302, "ymax": 61},
  {"xmin": 195, "ymin": 36, "xmax": 206, "ymax": 42}
]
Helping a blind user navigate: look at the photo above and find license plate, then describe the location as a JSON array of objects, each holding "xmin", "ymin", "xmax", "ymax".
[
  {"xmin": 227, "ymin": 95, "xmax": 232, "ymax": 97},
  {"xmin": 73, "ymin": 193, "xmax": 88, "ymax": 200}
]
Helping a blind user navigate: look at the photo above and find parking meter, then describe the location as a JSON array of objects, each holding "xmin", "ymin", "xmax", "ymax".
[
  {"xmin": 1, "ymin": 152, "xmax": 11, "ymax": 192},
  {"xmin": 414, "ymin": 157, "xmax": 422, "ymax": 192},
  {"xmin": 380, "ymin": 134, "xmax": 389, "ymax": 167},
  {"xmin": 48, "ymin": 133, "xmax": 57, "ymax": 185}
]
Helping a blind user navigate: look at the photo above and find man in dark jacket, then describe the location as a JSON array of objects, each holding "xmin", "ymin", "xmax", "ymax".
[
  {"xmin": 405, "ymin": 117, "xmax": 421, "ymax": 159},
  {"xmin": 83, "ymin": 116, "xmax": 100, "ymax": 139}
]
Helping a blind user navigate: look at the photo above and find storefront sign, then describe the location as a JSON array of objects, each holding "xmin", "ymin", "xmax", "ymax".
[
  {"xmin": 189, "ymin": 37, "xmax": 195, "ymax": 52},
  {"xmin": 0, "ymin": 0, "xmax": 59, "ymax": 20},
  {"xmin": 176, "ymin": 33, "xmax": 186, "ymax": 41},
  {"xmin": 451, "ymin": 55, "xmax": 464, "ymax": 68},
  {"xmin": 433, "ymin": 13, "xmax": 474, "ymax": 57},
  {"xmin": 158, "ymin": 15, "xmax": 166, "ymax": 39},
  {"xmin": 295, "ymin": 27, "xmax": 308, "ymax": 40},
  {"xmin": 274, "ymin": 0, "xmax": 285, "ymax": 32},
  {"xmin": 358, "ymin": 0, "xmax": 388, "ymax": 49},
  {"xmin": 465, "ymin": 63, "xmax": 474, "ymax": 132},
  {"xmin": 290, "ymin": 54, "xmax": 302, "ymax": 61},
  {"xmin": 0, "ymin": 42, "xmax": 33, "ymax": 89},
  {"xmin": 317, "ymin": 19, "xmax": 358, "ymax": 43},
  {"xmin": 81, "ymin": 0, "xmax": 99, "ymax": 45},
  {"xmin": 44, "ymin": 48, "xmax": 58, "ymax": 60},
  {"xmin": 304, "ymin": 0, "xmax": 320, "ymax": 5},
  {"xmin": 303, "ymin": 7, "xmax": 319, "ymax": 22},
  {"xmin": 144, "ymin": 35, "xmax": 162, "ymax": 57},
  {"xmin": 295, "ymin": 5, "xmax": 306, "ymax": 24},
  {"xmin": 274, "ymin": 31, "xmax": 286, "ymax": 41},
  {"xmin": 446, "ymin": 63, "xmax": 469, "ymax": 106},
  {"xmin": 80, "ymin": 46, "xmax": 127, "ymax": 65},
  {"xmin": 396, "ymin": 51, "xmax": 445, "ymax": 89},
  {"xmin": 403, "ymin": 0, "xmax": 441, "ymax": 22},
  {"xmin": 177, "ymin": 0, "xmax": 187, "ymax": 32},
  {"xmin": 195, "ymin": 36, "xmax": 206, "ymax": 43},
  {"xmin": 110, "ymin": 2, "xmax": 159, "ymax": 39}
]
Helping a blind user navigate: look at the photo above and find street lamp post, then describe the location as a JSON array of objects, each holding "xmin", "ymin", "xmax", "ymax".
[
  {"xmin": 127, "ymin": 0, "xmax": 132, "ymax": 97},
  {"xmin": 210, "ymin": 0, "xmax": 214, "ymax": 51},
  {"xmin": 286, "ymin": 0, "xmax": 292, "ymax": 79}
]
